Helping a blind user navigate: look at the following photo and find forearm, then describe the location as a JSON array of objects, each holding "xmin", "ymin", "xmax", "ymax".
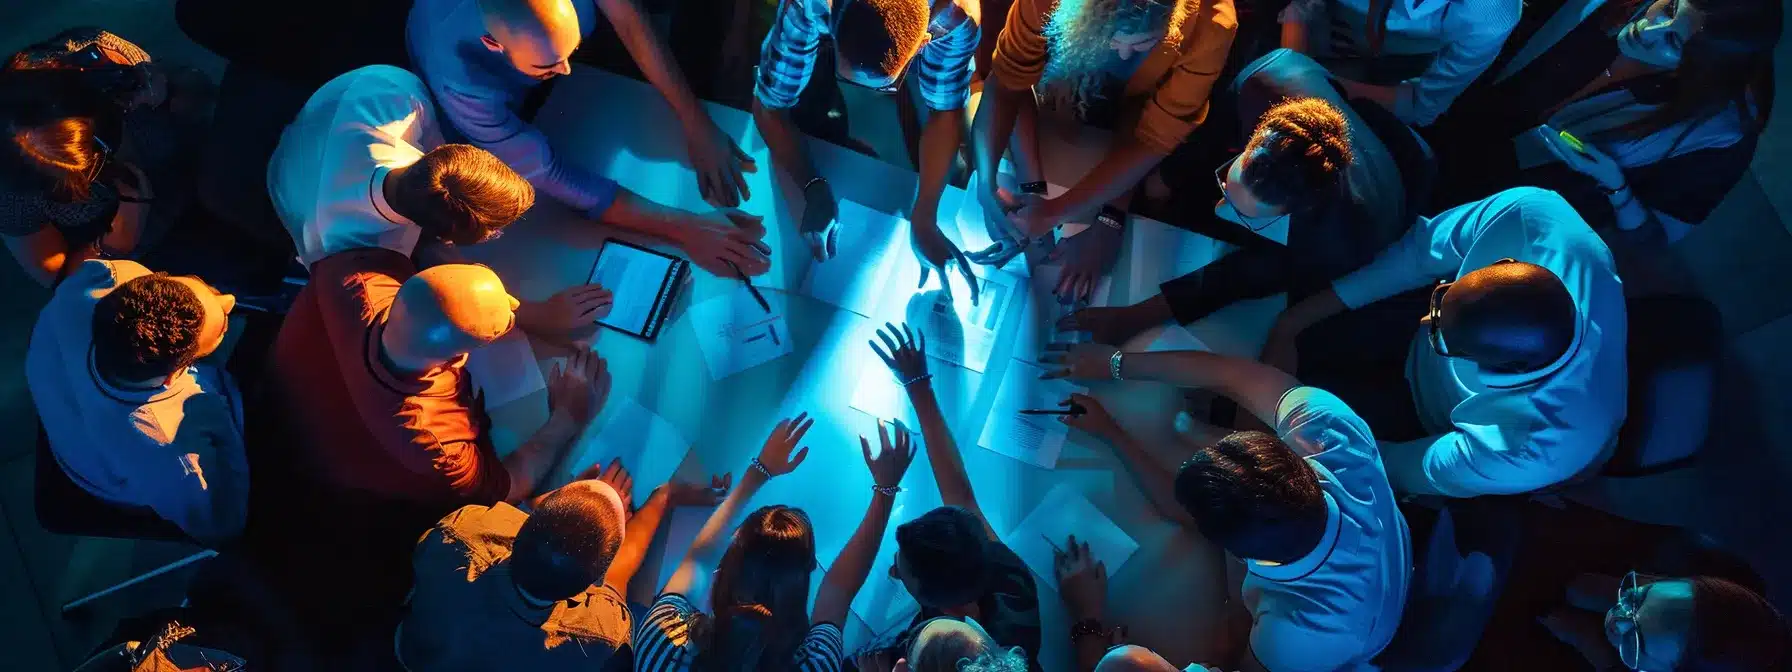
[
  {"xmin": 1118, "ymin": 351, "xmax": 1299, "ymax": 427},
  {"xmin": 1108, "ymin": 431, "xmax": 1196, "ymax": 526},
  {"xmin": 1276, "ymin": 287, "xmax": 1346, "ymax": 336},
  {"xmin": 752, "ymin": 100, "xmax": 820, "ymax": 185},
  {"xmin": 593, "ymin": 189, "xmax": 700, "ymax": 245},
  {"xmin": 606, "ymin": 489, "xmax": 671, "ymax": 592},
  {"xmin": 912, "ymin": 109, "xmax": 966, "ymax": 224},
  {"xmin": 1053, "ymin": 142, "xmax": 1169, "ymax": 220},
  {"xmin": 1281, "ymin": 19, "xmax": 1310, "ymax": 52},
  {"xmin": 690, "ymin": 469, "xmax": 768, "ymax": 565},
  {"xmin": 973, "ymin": 82, "xmax": 1028, "ymax": 188},
  {"xmin": 908, "ymin": 383, "xmax": 983, "ymax": 521},
  {"xmin": 1073, "ymin": 636, "xmax": 1110, "ymax": 672},
  {"xmin": 1609, "ymin": 188, "xmax": 1653, "ymax": 232},
  {"xmin": 502, "ymin": 414, "xmax": 582, "ymax": 504},
  {"xmin": 812, "ymin": 492, "xmax": 897, "ymax": 625},
  {"xmin": 604, "ymin": 0, "xmax": 707, "ymax": 129}
]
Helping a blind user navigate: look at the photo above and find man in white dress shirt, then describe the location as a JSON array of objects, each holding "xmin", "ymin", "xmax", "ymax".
[
  {"xmin": 1263, "ymin": 186, "xmax": 1627, "ymax": 497},
  {"xmin": 269, "ymin": 64, "xmax": 616, "ymax": 340}
]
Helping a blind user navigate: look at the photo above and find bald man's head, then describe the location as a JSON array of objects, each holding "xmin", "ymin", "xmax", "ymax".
[
  {"xmin": 477, "ymin": 0, "xmax": 582, "ymax": 80},
  {"xmin": 1434, "ymin": 260, "xmax": 1577, "ymax": 373},
  {"xmin": 383, "ymin": 264, "xmax": 519, "ymax": 368}
]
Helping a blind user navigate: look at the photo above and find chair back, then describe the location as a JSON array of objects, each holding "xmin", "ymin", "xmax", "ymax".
[
  {"xmin": 34, "ymin": 420, "xmax": 194, "ymax": 544},
  {"xmin": 1604, "ymin": 294, "xmax": 1721, "ymax": 476}
]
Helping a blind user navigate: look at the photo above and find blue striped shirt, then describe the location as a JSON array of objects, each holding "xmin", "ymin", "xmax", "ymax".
[
  {"xmin": 754, "ymin": 0, "xmax": 981, "ymax": 112},
  {"xmin": 632, "ymin": 593, "xmax": 846, "ymax": 671}
]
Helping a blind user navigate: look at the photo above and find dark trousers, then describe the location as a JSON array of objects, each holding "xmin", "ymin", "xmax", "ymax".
[{"xmin": 1296, "ymin": 288, "xmax": 1432, "ymax": 443}]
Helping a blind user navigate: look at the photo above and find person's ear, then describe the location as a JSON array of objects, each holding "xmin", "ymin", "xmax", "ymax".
[{"xmin": 480, "ymin": 34, "xmax": 505, "ymax": 53}]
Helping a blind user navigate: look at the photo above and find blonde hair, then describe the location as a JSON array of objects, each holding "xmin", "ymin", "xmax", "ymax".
[{"xmin": 1041, "ymin": 0, "xmax": 1197, "ymax": 84}]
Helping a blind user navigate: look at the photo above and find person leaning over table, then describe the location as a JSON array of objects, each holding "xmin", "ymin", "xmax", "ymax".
[
  {"xmin": 408, "ymin": 0, "xmax": 773, "ymax": 277},
  {"xmin": 1040, "ymin": 344, "xmax": 1411, "ymax": 672},
  {"xmin": 269, "ymin": 64, "xmax": 617, "ymax": 345},
  {"xmin": 969, "ymin": 0, "xmax": 1238, "ymax": 304},
  {"xmin": 851, "ymin": 323, "xmax": 1044, "ymax": 671},
  {"xmin": 1426, "ymin": 0, "xmax": 1780, "ymax": 246},
  {"xmin": 634, "ymin": 411, "xmax": 919, "ymax": 671},
  {"xmin": 751, "ymin": 0, "xmax": 984, "ymax": 293},
  {"xmin": 27, "ymin": 259, "xmax": 247, "ymax": 547},
  {"xmin": 1259, "ymin": 187, "xmax": 1627, "ymax": 498},
  {"xmin": 398, "ymin": 460, "xmax": 731, "ymax": 671}
]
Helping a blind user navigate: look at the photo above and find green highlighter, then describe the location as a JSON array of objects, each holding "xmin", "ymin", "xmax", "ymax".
[{"xmin": 1558, "ymin": 130, "xmax": 1591, "ymax": 156}]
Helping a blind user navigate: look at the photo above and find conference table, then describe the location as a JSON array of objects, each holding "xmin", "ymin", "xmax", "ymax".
[{"xmin": 458, "ymin": 68, "xmax": 1285, "ymax": 667}]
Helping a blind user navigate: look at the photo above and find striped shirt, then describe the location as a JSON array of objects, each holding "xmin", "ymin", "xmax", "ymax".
[
  {"xmin": 754, "ymin": 0, "xmax": 981, "ymax": 112},
  {"xmin": 632, "ymin": 593, "xmax": 845, "ymax": 671}
]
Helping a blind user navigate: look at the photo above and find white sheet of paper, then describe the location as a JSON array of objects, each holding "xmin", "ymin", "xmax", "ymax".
[
  {"xmin": 563, "ymin": 397, "xmax": 691, "ymax": 503},
  {"xmin": 687, "ymin": 285, "xmax": 794, "ymax": 379},
  {"xmin": 1125, "ymin": 220, "xmax": 1223, "ymax": 304},
  {"xmin": 977, "ymin": 362, "xmax": 1083, "ymax": 469},
  {"xmin": 800, "ymin": 201, "xmax": 906, "ymax": 316},
  {"xmin": 654, "ymin": 507, "xmax": 709, "ymax": 591},
  {"xmin": 464, "ymin": 330, "xmax": 545, "ymax": 410},
  {"xmin": 907, "ymin": 269, "xmax": 1019, "ymax": 373},
  {"xmin": 1002, "ymin": 483, "xmax": 1140, "ymax": 590}
]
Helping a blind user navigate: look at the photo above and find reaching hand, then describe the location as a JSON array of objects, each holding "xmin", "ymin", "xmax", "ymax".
[
  {"xmin": 910, "ymin": 215, "xmax": 980, "ymax": 306},
  {"xmin": 1056, "ymin": 302, "xmax": 1164, "ymax": 347},
  {"xmin": 869, "ymin": 322, "xmax": 928, "ymax": 384},
  {"xmin": 800, "ymin": 179, "xmax": 840, "ymax": 261},
  {"xmin": 967, "ymin": 185, "xmax": 1029, "ymax": 268},
  {"xmin": 1538, "ymin": 126, "xmax": 1625, "ymax": 191},
  {"xmin": 756, "ymin": 412, "xmax": 815, "ymax": 477},
  {"xmin": 1038, "ymin": 342, "xmax": 1120, "ymax": 381},
  {"xmin": 678, "ymin": 210, "xmax": 771, "ymax": 277},
  {"xmin": 1006, "ymin": 199, "xmax": 1062, "ymax": 239},
  {"xmin": 581, "ymin": 457, "xmax": 635, "ymax": 513},
  {"xmin": 517, "ymin": 285, "xmax": 613, "ymax": 342},
  {"xmin": 862, "ymin": 419, "xmax": 918, "ymax": 488},
  {"xmin": 547, "ymin": 349, "xmax": 611, "ymax": 426},
  {"xmin": 665, "ymin": 473, "xmax": 733, "ymax": 507},
  {"xmin": 685, "ymin": 115, "xmax": 756, "ymax": 208},
  {"xmin": 1059, "ymin": 392, "xmax": 1124, "ymax": 442},
  {"xmin": 1053, "ymin": 534, "xmax": 1109, "ymax": 621},
  {"xmin": 1048, "ymin": 224, "xmax": 1122, "ymax": 303}
]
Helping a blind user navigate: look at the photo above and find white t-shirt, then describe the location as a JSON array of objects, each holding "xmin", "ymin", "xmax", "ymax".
[
  {"xmin": 1240, "ymin": 387, "xmax": 1413, "ymax": 672},
  {"xmin": 268, "ymin": 65, "xmax": 442, "ymax": 267}
]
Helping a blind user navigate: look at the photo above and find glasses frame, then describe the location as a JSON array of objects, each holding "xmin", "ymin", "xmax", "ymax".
[
  {"xmin": 1424, "ymin": 279, "xmax": 1454, "ymax": 358},
  {"xmin": 1614, "ymin": 571, "xmax": 1646, "ymax": 670},
  {"xmin": 1214, "ymin": 154, "xmax": 1289, "ymax": 232}
]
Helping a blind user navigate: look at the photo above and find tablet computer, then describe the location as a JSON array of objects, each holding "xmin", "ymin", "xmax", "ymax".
[{"xmin": 586, "ymin": 239, "xmax": 690, "ymax": 341}]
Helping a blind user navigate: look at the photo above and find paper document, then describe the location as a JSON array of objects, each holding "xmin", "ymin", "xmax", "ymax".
[
  {"xmin": 908, "ymin": 269, "xmax": 1017, "ymax": 373},
  {"xmin": 464, "ymin": 330, "xmax": 545, "ymax": 409},
  {"xmin": 977, "ymin": 362, "xmax": 1084, "ymax": 469},
  {"xmin": 800, "ymin": 201, "xmax": 905, "ymax": 317},
  {"xmin": 563, "ymin": 397, "xmax": 691, "ymax": 503},
  {"xmin": 654, "ymin": 507, "xmax": 709, "ymax": 591},
  {"xmin": 1125, "ymin": 220, "xmax": 1221, "ymax": 304},
  {"xmin": 687, "ymin": 285, "xmax": 794, "ymax": 379},
  {"xmin": 1002, "ymin": 483, "xmax": 1140, "ymax": 590},
  {"xmin": 1019, "ymin": 267, "xmax": 1115, "ymax": 360}
]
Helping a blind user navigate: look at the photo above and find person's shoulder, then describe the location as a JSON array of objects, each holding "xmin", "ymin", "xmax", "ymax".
[
  {"xmin": 1276, "ymin": 388, "xmax": 1376, "ymax": 453},
  {"xmin": 1248, "ymin": 613, "xmax": 1369, "ymax": 672},
  {"xmin": 425, "ymin": 502, "xmax": 526, "ymax": 554},
  {"xmin": 308, "ymin": 247, "xmax": 417, "ymax": 301},
  {"xmin": 55, "ymin": 259, "xmax": 148, "ymax": 302},
  {"xmin": 552, "ymin": 584, "xmax": 634, "ymax": 648},
  {"xmin": 331, "ymin": 65, "xmax": 434, "ymax": 108}
]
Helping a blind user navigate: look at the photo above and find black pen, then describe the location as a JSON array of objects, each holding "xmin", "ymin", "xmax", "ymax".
[{"xmin": 724, "ymin": 259, "xmax": 771, "ymax": 313}]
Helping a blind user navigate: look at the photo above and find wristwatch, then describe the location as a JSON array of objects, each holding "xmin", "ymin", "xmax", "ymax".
[
  {"xmin": 1019, "ymin": 181, "xmax": 1048, "ymax": 196},
  {"xmin": 1096, "ymin": 205, "xmax": 1126, "ymax": 231}
]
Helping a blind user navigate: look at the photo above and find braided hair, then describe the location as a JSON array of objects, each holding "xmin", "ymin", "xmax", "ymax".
[{"xmin": 1238, "ymin": 97, "xmax": 1353, "ymax": 215}]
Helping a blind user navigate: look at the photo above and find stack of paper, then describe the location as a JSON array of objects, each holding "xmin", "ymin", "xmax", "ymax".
[
  {"xmin": 687, "ymin": 285, "xmax": 794, "ymax": 379},
  {"xmin": 1001, "ymin": 483, "xmax": 1140, "ymax": 591},
  {"xmin": 976, "ymin": 362, "xmax": 1085, "ymax": 470},
  {"xmin": 464, "ymin": 330, "xmax": 546, "ymax": 410},
  {"xmin": 562, "ymin": 397, "xmax": 692, "ymax": 503}
]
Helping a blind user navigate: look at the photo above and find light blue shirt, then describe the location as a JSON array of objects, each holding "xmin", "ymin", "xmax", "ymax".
[
  {"xmin": 406, "ymin": 0, "xmax": 620, "ymax": 218},
  {"xmin": 1241, "ymin": 387, "xmax": 1412, "ymax": 672},
  {"xmin": 1332, "ymin": 187, "xmax": 1628, "ymax": 497},
  {"xmin": 1285, "ymin": 0, "xmax": 1520, "ymax": 125}
]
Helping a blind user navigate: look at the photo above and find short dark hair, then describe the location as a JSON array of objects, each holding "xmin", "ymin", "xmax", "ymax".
[
  {"xmin": 399, "ymin": 144, "xmax": 534, "ymax": 246},
  {"xmin": 835, "ymin": 0, "xmax": 930, "ymax": 78},
  {"xmin": 91, "ymin": 273, "xmax": 207, "ymax": 382},
  {"xmin": 896, "ymin": 506, "xmax": 990, "ymax": 608},
  {"xmin": 1685, "ymin": 576, "xmax": 1791, "ymax": 670},
  {"xmin": 1447, "ymin": 261, "xmax": 1577, "ymax": 371},
  {"xmin": 1174, "ymin": 431, "xmax": 1328, "ymax": 563},
  {"xmin": 510, "ymin": 483, "xmax": 625, "ymax": 601},
  {"xmin": 1239, "ymin": 98, "xmax": 1352, "ymax": 214}
]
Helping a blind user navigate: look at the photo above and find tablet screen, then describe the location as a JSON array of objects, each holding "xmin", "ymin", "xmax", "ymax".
[{"xmin": 589, "ymin": 241, "xmax": 681, "ymax": 337}]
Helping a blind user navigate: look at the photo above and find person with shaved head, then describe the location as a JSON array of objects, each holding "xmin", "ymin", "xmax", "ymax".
[
  {"xmin": 267, "ymin": 247, "xmax": 614, "ymax": 518},
  {"xmin": 407, "ymin": 0, "xmax": 773, "ymax": 279},
  {"xmin": 1261, "ymin": 186, "xmax": 1628, "ymax": 497}
]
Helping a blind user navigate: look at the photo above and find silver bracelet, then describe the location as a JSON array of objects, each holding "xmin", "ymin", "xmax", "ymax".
[
  {"xmin": 872, "ymin": 484, "xmax": 903, "ymax": 497},
  {"xmin": 803, "ymin": 177, "xmax": 828, "ymax": 193},
  {"xmin": 749, "ymin": 458, "xmax": 772, "ymax": 479},
  {"xmin": 1109, "ymin": 350, "xmax": 1125, "ymax": 381},
  {"xmin": 900, "ymin": 373, "xmax": 933, "ymax": 388}
]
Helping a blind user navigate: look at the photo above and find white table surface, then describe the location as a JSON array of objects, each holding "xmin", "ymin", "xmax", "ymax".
[{"xmin": 456, "ymin": 68, "xmax": 1286, "ymax": 667}]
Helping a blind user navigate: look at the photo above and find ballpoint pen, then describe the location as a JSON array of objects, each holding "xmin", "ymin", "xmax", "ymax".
[
  {"xmin": 1019, "ymin": 401, "xmax": 1086, "ymax": 416},
  {"xmin": 724, "ymin": 259, "xmax": 771, "ymax": 313}
]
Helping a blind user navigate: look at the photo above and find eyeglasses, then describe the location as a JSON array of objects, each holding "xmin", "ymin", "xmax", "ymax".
[
  {"xmin": 835, "ymin": 55, "xmax": 916, "ymax": 95},
  {"xmin": 87, "ymin": 136, "xmax": 113, "ymax": 187},
  {"xmin": 1423, "ymin": 279, "xmax": 1455, "ymax": 358},
  {"xmin": 1214, "ymin": 154, "xmax": 1287, "ymax": 232},
  {"xmin": 1614, "ymin": 571, "xmax": 1646, "ymax": 670}
]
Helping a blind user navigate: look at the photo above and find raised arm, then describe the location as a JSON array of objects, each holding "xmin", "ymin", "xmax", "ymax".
[
  {"xmin": 812, "ymin": 422, "xmax": 918, "ymax": 626},
  {"xmin": 662, "ymin": 413, "xmax": 814, "ymax": 598},
  {"xmin": 872, "ymin": 323, "xmax": 994, "ymax": 536},
  {"xmin": 604, "ymin": 469, "xmax": 733, "ymax": 595}
]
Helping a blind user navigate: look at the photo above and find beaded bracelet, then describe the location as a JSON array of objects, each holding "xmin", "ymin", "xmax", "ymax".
[
  {"xmin": 803, "ymin": 176, "xmax": 829, "ymax": 193},
  {"xmin": 1109, "ymin": 350, "xmax": 1125, "ymax": 381},
  {"xmin": 900, "ymin": 373, "xmax": 934, "ymax": 388},
  {"xmin": 749, "ymin": 458, "xmax": 772, "ymax": 479},
  {"xmin": 1069, "ymin": 618, "xmax": 1112, "ymax": 643},
  {"xmin": 872, "ymin": 484, "xmax": 903, "ymax": 497}
]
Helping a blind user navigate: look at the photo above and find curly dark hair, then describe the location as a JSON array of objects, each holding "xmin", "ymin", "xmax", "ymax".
[
  {"xmin": 1175, "ymin": 430, "xmax": 1328, "ymax": 564},
  {"xmin": 1239, "ymin": 97, "xmax": 1353, "ymax": 215},
  {"xmin": 90, "ymin": 273, "xmax": 207, "ymax": 382}
]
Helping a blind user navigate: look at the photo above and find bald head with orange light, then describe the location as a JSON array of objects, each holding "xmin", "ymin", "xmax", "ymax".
[
  {"xmin": 381, "ymin": 263, "xmax": 521, "ymax": 372},
  {"xmin": 477, "ymin": 0, "xmax": 584, "ymax": 80}
]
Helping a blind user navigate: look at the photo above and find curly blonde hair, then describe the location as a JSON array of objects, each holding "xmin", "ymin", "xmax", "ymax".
[
  {"xmin": 1040, "ymin": 0, "xmax": 1197, "ymax": 84},
  {"xmin": 957, "ymin": 647, "xmax": 1031, "ymax": 672}
]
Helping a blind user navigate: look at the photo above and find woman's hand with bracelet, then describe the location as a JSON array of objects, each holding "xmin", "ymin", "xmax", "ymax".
[
  {"xmin": 870, "ymin": 322, "xmax": 931, "ymax": 389},
  {"xmin": 752, "ymin": 412, "xmax": 815, "ymax": 479},
  {"xmin": 862, "ymin": 418, "xmax": 917, "ymax": 496},
  {"xmin": 1055, "ymin": 534, "xmax": 1112, "ymax": 625}
]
